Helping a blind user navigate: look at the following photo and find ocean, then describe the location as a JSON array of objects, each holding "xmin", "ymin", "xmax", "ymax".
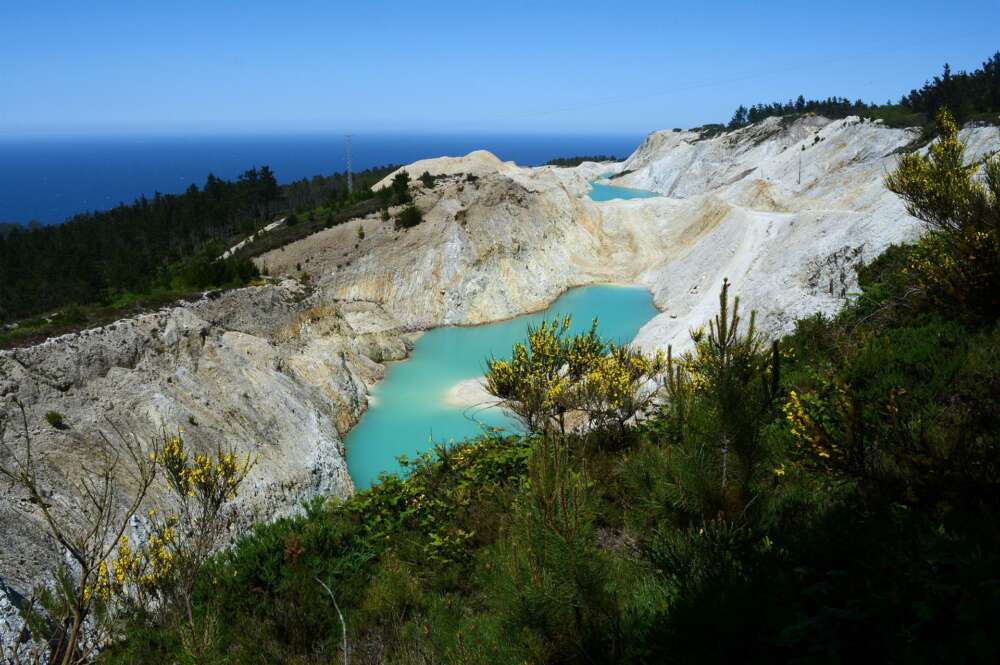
[{"xmin": 0, "ymin": 133, "xmax": 644, "ymax": 225}]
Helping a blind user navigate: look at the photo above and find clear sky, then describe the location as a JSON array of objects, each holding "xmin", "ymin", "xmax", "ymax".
[{"xmin": 2, "ymin": 0, "xmax": 997, "ymax": 136}]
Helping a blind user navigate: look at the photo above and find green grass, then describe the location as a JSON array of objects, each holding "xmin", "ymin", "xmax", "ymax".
[{"xmin": 44, "ymin": 410, "xmax": 67, "ymax": 430}]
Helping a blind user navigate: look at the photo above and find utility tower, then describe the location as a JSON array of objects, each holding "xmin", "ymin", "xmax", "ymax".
[{"xmin": 345, "ymin": 134, "xmax": 354, "ymax": 194}]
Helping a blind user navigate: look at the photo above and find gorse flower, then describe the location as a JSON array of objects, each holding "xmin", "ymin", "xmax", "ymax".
[
  {"xmin": 160, "ymin": 430, "xmax": 257, "ymax": 503},
  {"xmin": 783, "ymin": 383, "xmax": 850, "ymax": 467},
  {"xmin": 84, "ymin": 430, "xmax": 259, "ymax": 618},
  {"xmin": 885, "ymin": 108, "xmax": 1000, "ymax": 317},
  {"xmin": 484, "ymin": 316, "xmax": 666, "ymax": 436}
]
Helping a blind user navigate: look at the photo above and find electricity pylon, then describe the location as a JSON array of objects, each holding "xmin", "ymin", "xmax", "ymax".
[{"xmin": 345, "ymin": 134, "xmax": 354, "ymax": 194}]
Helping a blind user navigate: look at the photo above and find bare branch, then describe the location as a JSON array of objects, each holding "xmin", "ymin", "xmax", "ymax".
[
  {"xmin": 316, "ymin": 577, "xmax": 348, "ymax": 665},
  {"xmin": 0, "ymin": 402, "xmax": 159, "ymax": 663}
]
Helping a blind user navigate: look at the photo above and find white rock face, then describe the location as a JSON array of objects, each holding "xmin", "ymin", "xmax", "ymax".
[
  {"xmin": 2, "ymin": 114, "xmax": 998, "ymax": 611},
  {"xmin": 0, "ymin": 282, "xmax": 409, "ymax": 594},
  {"xmin": 266, "ymin": 116, "xmax": 998, "ymax": 355},
  {"xmin": 618, "ymin": 117, "xmax": 999, "ymax": 352},
  {"xmin": 371, "ymin": 150, "xmax": 518, "ymax": 190}
]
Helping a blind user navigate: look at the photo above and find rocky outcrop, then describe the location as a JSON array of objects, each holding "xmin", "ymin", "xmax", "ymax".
[
  {"xmin": 371, "ymin": 150, "xmax": 518, "ymax": 190},
  {"xmin": 0, "ymin": 281, "xmax": 410, "ymax": 595}
]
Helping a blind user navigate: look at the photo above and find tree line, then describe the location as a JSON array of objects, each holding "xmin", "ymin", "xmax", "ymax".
[
  {"xmin": 728, "ymin": 51, "xmax": 1000, "ymax": 129},
  {"xmin": 545, "ymin": 155, "xmax": 622, "ymax": 167},
  {"xmin": 0, "ymin": 164, "xmax": 397, "ymax": 325}
]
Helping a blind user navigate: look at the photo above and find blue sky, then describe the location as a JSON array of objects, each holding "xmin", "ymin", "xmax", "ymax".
[{"xmin": 2, "ymin": 1, "xmax": 997, "ymax": 136}]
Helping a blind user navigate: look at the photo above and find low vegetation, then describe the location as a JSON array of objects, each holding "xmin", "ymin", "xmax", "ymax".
[
  {"xmin": 418, "ymin": 171, "xmax": 438, "ymax": 188},
  {"xmin": 377, "ymin": 172, "xmax": 413, "ymax": 208},
  {"xmin": 230, "ymin": 197, "xmax": 385, "ymax": 261},
  {"xmin": 394, "ymin": 205, "xmax": 423, "ymax": 230},
  {"xmin": 44, "ymin": 411, "xmax": 67, "ymax": 430}
]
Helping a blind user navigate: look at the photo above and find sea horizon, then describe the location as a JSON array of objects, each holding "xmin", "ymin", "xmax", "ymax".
[{"xmin": 0, "ymin": 132, "xmax": 644, "ymax": 225}]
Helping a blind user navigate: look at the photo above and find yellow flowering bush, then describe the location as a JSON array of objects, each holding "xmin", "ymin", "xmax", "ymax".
[
  {"xmin": 80, "ymin": 432, "xmax": 256, "ymax": 627},
  {"xmin": 486, "ymin": 316, "xmax": 603, "ymax": 432},
  {"xmin": 485, "ymin": 316, "xmax": 667, "ymax": 438},
  {"xmin": 783, "ymin": 387, "xmax": 850, "ymax": 469},
  {"xmin": 886, "ymin": 108, "xmax": 1000, "ymax": 318},
  {"xmin": 781, "ymin": 377, "xmax": 912, "ymax": 480},
  {"xmin": 90, "ymin": 430, "xmax": 261, "ymax": 642},
  {"xmin": 84, "ymin": 535, "xmax": 153, "ymax": 603},
  {"xmin": 577, "ymin": 345, "xmax": 666, "ymax": 434},
  {"xmin": 158, "ymin": 431, "xmax": 255, "ymax": 506}
]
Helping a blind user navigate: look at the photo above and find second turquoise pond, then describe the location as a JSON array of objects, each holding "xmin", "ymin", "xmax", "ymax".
[
  {"xmin": 589, "ymin": 181, "xmax": 660, "ymax": 201},
  {"xmin": 345, "ymin": 285, "xmax": 658, "ymax": 488}
]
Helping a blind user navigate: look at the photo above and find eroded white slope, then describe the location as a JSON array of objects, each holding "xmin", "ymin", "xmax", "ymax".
[
  {"xmin": 265, "ymin": 116, "xmax": 999, "ymax": 356},
  {"xmin": 617, "ymin": 117, "xmax": 999, "ymax": 351}
]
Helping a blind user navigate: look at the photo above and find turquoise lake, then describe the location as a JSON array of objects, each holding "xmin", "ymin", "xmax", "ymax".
[
  {"xmin": 345, "ymin": 285, "xmax": 658, "ymax": 488},
  {"xmin": 589, "ymin": 181, "xmax": 660, "ymax": 201}
]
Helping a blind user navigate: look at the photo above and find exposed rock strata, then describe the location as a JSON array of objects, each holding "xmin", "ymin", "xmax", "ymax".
[{"xmin": 0, "ymin": 281, "xmax": 409, "ymax": 594}]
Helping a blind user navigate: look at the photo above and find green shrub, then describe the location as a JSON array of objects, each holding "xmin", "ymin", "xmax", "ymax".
[
  {"xmin": 44, "ymin": 410, "xmax": 67, "ymax": 430},
  {"xmin": 359, "ymin": 553, "xmax": 423, "ymax": 625},
  {"xmin": 60, "ymin": 304, "xmax": 87, "ymax": 325},
  {"xmin": 394, "ymin": 204, "xmax": 423, "ymax": 230},
  {"xmin": 390, "ymin": 171, "xmax": 412, "ymax": 205},
  {"xmin": 656, "ymin": 279, "xmax": 782, "ymax": 520},
  {"xmin": 488, "ymin": 434, "xmax": 619, "ymax": 661},
  {"xmin": 161, "ymin": 244, "xmax": 259, "ymax": 291},
  {"xmin": 545, "ymin": 155, "xmax": 622, "ymax": 167}
]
